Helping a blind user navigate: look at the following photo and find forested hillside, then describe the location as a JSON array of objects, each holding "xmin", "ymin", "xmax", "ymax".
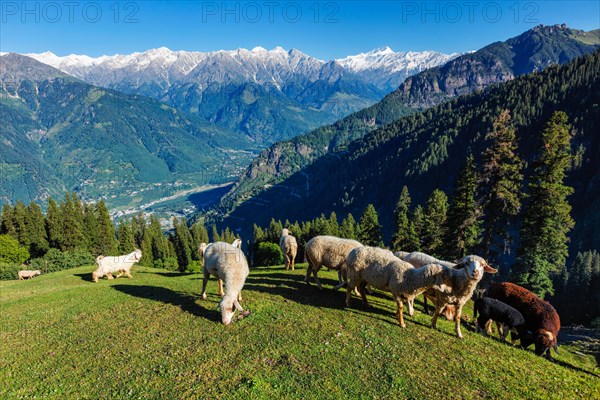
[
  {"xmin": 218, "ymin": 25, "xmax": 600, "ymax": 214},
  {"xmin": 219, "ymin": 51, "xmax": 600, "ymax": 260}
]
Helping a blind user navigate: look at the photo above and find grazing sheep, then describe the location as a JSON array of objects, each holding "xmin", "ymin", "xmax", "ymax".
[
  {"xmin": 199, "ymin": 238, "xmax": 243, "ymax": 297},
  {"xmin": 429, "ymin": 255, "xmax": 498, "ymax": 339},
  {"xmin": 200, "ymin": 241, "xmax": 249, "ymax": 325},
  {"xmin": 399, "ymin": 252, "xmax": 457, "ymax": 320},
  {"xmin": 345, "ymin": 246, "xmax": 452, "ymax": 328},
  {"xmin": 279, "ymin": 229, "xmax": 298, "ymax": 271},
  {"xmin": 304, "ymin": 235, "xmax": 362, "ymax": 290},
  {"xmin": 92, "ymin": 249, "xmax": 142, "ymax": 283},
  {"xmin": 18, "ymin": 270, "xmax": 41, "ymax": 280},
  {"xmin": 473, "ymin": 297, "xmax": 526, "ymax": 341},
  {"xmin": 487, "ymin": 282, "xmax": 561, "ymax": 359}
]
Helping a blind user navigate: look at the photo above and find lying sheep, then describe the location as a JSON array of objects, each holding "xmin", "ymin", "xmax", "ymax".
[
  {"xmin": 345, "ymin": 246, "xmax": 451, "ymax": 328},
  {"xmin": 200, "ymin": 241, "xmax": 249, "ymax": 325},
  {"xmin": 399, "ymin": 252, "xmax": 457, "ymax": 320},
  {"xmin": 487, "ymin": 282, "xmax": 561, "ymax": 359},
  {"xmin": 304, "ymin": 235, "xmax": 362, "ymax": 290},
  {"xmin": 92, "ymin": 249, "xmax": 142, "ymax": 283},
  {"xmin": 18, "ymin": 270, "xmax": 41, "ymax": 280},
  {"xmin": 429, "ymin": 255, "xmax": 497, "ymax": 339},
  {"xmin": 279, "ymin": 228, "xmax": 298, "ymax": 271},
  {"xmin": 473, "ymin": 297, "xmax": 526, "ymax": 341}
]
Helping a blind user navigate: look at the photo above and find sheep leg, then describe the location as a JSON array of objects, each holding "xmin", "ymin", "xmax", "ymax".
[
  {"xmin": 201, "ymin": 270, "xmax": 210, "ymax": 300},
  {"xmin": 345, "ymin": 285, "xmax": 353, "ymax": 308},
  {"xmin": 115, "ymin": 271, "xmax": 125, "ymax": 278},
  {"xmin": 431, "ymin": 303, "xmax": 445, "ymax": 329},
  {"xmin": 217, "ymin": 279, "xmax": 225, "ymax": 297},
  {"xmin": 396, "ymin": 298, "xmax": 406, "ymax": 328},
  {"xmin": 238, "ymin": 291, "xmax": 243, "ymax": 302},
  {"xmin": 304, "ymin": 264, "xmax": 312, "ymax": 283},
  {"xmin": 284, "ymin": 255, "xmax": 290, "ymax": 270},
  {"xmin": 485, "ymin": 319, "xmax": 493, "ymax": 335},
  {"xmin": 312, "ymin": 268, "xmax": 323, "ymax": 290},
  {"xmin": 423, "ymin": 294, "xmax": 429, "ymax": 315},
  {"xmin": 125, "ymin": 271, "xmax": 132, "ymax": 278},
  {"xmin": 455, "ymin": 305, "xmax": 464, "ymax": 339},
  {"xmin": 106, "ymin": 273, "xmax": 114, "ymax": 280},
  {"xmin": 291, "ymin": 255, "xmax": 295, "ymax": 271},
  {"xmin": 359, "ymin": 281, "xmax": 370, "ymax": 307}
]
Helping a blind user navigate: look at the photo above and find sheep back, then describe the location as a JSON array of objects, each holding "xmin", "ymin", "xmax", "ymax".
[{"xmin": 305, "ymin": 236, "xmax": 362, "ymax": 271}]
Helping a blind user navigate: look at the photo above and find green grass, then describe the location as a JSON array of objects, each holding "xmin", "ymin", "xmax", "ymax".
[{"xmin": 1, "ymin": 265, "xmax": 598, "ymax": 399}]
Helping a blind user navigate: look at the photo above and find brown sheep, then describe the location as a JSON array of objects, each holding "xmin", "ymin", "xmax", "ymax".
[{"xmin": 487, "ymin": 282, "xmax": 560, "ymax": 359}]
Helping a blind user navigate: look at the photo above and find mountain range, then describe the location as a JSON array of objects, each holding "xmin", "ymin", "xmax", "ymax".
[
  {"xmin": 0, "ymin": 53, "xmax": 255, "ymax": 210},
  {"xmin": 23, "ymin": 47, "xmax": 460, "ymax": 144},
  {"xmin": 218, "ymin": 24, "xmax": 600, "ymax": 214}
]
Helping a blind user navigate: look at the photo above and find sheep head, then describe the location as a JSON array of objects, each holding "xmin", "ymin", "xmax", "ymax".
[
  {"xmin": 455, "ymin": 255, "xmax": 497, "ymax": 281},
  {"xmin": 281, "ymin": 228, "xmax": 289, "ymax": 237},
  {"xmin": 231, "ymin": 238, "xmax": 242, "ymax": 249},
  {"xmin": 33, "ymin": 270, "xmax": 41, "ymax": 276},
  {"xmin": 133, "ymin": 249, "xmax": 142, "ymax": 261},
  {"xmin": 199, "ymin": 243, "xmax": 208, "ymax": 257},
  {"xmin": 219, "ymin": 297, "xmax": 244, "ymax": 325}
]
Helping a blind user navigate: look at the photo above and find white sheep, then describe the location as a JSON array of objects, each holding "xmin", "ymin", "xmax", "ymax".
[
  {"xmin": 279, "ymin": 228, "xmax": 298, "ymax": 271},
  {"xmin": 304, "ymin": 235, "xmax": 363, "ymax": 290},
  {"xmin": 92, "ymin": 249, "xmax": 142, "ymax": 283},
  {"xmin": 399, "ymin": 251, "xmax": 457, "ymax": 319},
  {"xmin": 200, "ymin": 238, "xmax": 244, "ymax": 297},
  {"xmin": 18, "ymin": 270, "xmax": 41, "ymax": 280},
  {"xmin": 429, "ymin": 255, "xmax": 498, "ymax": 339},
  {"xmin": 232, "ymin": 238, "xmax": 242, "ymax": 249},
  {"xmin": 345, "ymin": 246, "xmax": 451, "ymax": 328},
  {"xmin": 200, "ymin": 241, "xmax": 249, "ymax": 325}
]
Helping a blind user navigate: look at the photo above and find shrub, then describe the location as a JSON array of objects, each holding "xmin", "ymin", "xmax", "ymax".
[
  {"xmin": 29, "ymin": 249, "xmax": 94, "ymax": 274},
  {"xmin": 0, "ymin": 262, "xmax": 21, "ymax": 280},
  {"xmin": 0, "ymin": 235, "xmax": 30, "ymax": 264},
  {"xmin": 254, "ymin": 242, "xmax": 283, "ymax": 267}
]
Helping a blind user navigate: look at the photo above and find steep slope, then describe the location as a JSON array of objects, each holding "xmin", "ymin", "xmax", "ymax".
[
  {"xmin": 392, "ymin": 24, "xmax": 600, "ymax": 108},
  {"xmin": 218, "ymin": 51, "xmax": 600, "ymax": 252},
  {"xmin": 26, "ymin": 47, "xmax": 457, "ymax": 145},
  {"xmin": 0, "ymin": 54, "xmax": 255, "ymax": 210},
  {"xmin": 218, "ymin": 25, "xmax": 600, "ymax": 215}
]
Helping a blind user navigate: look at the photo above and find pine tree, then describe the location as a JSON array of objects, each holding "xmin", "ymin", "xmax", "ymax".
[
  {"xmin": 26, "ymin": 201, "xmax": 49, "ymax": 257},
  {"xmin": 422, "ymin": 189, "xmax": 448, "ymax": 258},
  {"xmin": 479, "ymin": 110, "xmax": 524, "ymax": 263},
  {"xmin": 148, "ymin": 216, "xmax": 167, "ymax": 261},
  {"xmin": 94, "ymin": 200, "xmax": 117, "ymax": 255},
  {"xmin": 190, "ymin": 222, "xmax": 209, "ymax": 260},
  {"xmin": 411, "ymin": 205, "xmax": 425, "ymax": 252},
  {"xmin": 118, "ymin": 220, "xmax": 136, "ymax": 253},
  {"xmin": 12, "ymin": 201, "xmax": 30, "ymax": 249},
  {"xmin": 46, "ymin": 197, "xmax": 63, "ymax": 250},
  {"xmin": 173, "ymin": 217, "xmax": 192, "ymax": 271},
  {"xmin": 357, "ymin": 204, "xmax": 383, "ymax": 246},
  {"xmin": 211, "ymin": 225, "xmax": 221, "ymax": 242},
  {"xmin": 391, "ymin": 186, "xmax": 419, "ymax": 252},
  {"xmin": 340, "ymin": 213, "xmax": 357, "ymax": 240},
  {"xmin": 328, "ymin": 212, "xmax": 340, "ymax": 237},
  {"xmin": 0, "ymin": 203, "xmax": 17, "ymax": 238},
  {"xmin": 131, "ymin": 214, "xmax": 146, "ymax": 248},
  {"xmin": 445, "ymin": 154, "xmax": 481, "ymax": 259},
  {"xmin": 514, "ymin": 112, "xmax": 574, "ymax": 298},
  {"xmin": 83, "ymin": 203, "xmax": 99, "ymax": 253},
  {"xmin": 61, "ymin": 193, "xmax": 87, "ymax": 252},
  {"xmin": 140, "ymin": 230, "xmax": 154, "ymax": 267}
]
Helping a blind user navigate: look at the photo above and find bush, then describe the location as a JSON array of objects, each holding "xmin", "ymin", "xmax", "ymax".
[
  {"xmin": 254, "ymin": 242, "xmax": 283, "ymax": 267},
  {"xmin": 0, "ymin": 262, "xmax": 21, "ymax": 280},
  {"xmin": 29, "ymin": 249, "xmax": 94, "ymax": 274},
  {"xmin": 0, "ymin": 235, "xmax": 30, "ymax": 264}
]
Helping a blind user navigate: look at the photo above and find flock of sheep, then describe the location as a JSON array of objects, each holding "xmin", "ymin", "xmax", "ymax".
[{"xmin": 19, "ymin": 228, "xmax": 559, "ymax": 359}]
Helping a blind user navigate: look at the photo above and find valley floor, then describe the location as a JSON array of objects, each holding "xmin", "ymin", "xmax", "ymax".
[{"xmin": 1, "ymin": 266, "xmax": 598, "ymax": 399}]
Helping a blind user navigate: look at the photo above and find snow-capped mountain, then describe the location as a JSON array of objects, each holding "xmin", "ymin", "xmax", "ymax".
[
  {"xmin": 337, "ymin": 47, "xmax": 462, "ymax": 90},
  {"xmin": 23, "ymin": 46, "xmax": 458, "ymax": 145}
]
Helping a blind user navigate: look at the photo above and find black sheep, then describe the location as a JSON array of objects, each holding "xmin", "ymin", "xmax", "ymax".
[{"xmin": 473, "ymin": 297, "xmax": 526, "ymax": 341}]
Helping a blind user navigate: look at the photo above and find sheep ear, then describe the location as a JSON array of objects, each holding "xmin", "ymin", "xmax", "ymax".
[{"xmin": 483, "ymin": 264, "xmax": 498, "ymax": 274}]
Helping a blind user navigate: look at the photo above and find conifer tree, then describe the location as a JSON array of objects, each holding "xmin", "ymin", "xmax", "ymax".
[
  {"xmin": 445, "ymin": 154, "xmax": 481, "ymax": 259},
  {"xmin": 140, "ymin": 230, "xmax": 154, "ymax": 267},
  {"xmin": 94, "ymin": 200, "xmax": 117, "ymax": 255},
  {"xmin": 357, "ymin": 204, "xmax": 383, "ymax": 246},
  {"xmin": 340, "ymin": 213, "xmax": 357, "ymax": 240},
  {"xmin": 328, "ymin": 212, "xmax": 340, "ymax": 237},
  {"xmin": 46, "ymin": 197, "xmax": 63, "ymax": 250},
  {"xmin": 173, "ymin": 217, "xmax": 192, "ymax": 271},
  {"xmin": 422, "ymin": 189, "xmax": 448, "ymax": 258},
  {"xmin": 411, "ymin": 205, "xmax": 425, "ymax": 252},
  {"xmin": 118, "ymin": 220, "xmax": 136, "ymax": 253},
  {"xmin": 131, "ymin": 214, "xmax": 146, "ymax": 248},
  {"xmin": 211, "ymin": 225, "xmax": 221, "ymax": 242},
  {"xmin": 391, "ymin": 186, "xmax": 420, "ymax": 252},
  {"xmin": 479, "ymin": 110, "xmax": 524, "ymax": 263},
  {"xmin": 514, "ymin": 112, "xmax": 574, "ymax": 298},
  {"xmin": 0, "ymin": 203, "xmax": 17, "ymax": 238},
  {"xmin": 190, "ymin": 223, "xmax": 209, "ymax": 260},
  {"xmin": 12, "ymin": 201, "xmax": 30, "ymax": 249},
  {"xmin": 148, "ymin": 216, "xmax": 167, "ymax": 261},
  {"xmin": 26, "ymin": 201, "xmax": 49, "ymax": 257},
  {"xmin": 83, "ymin": 203, "xmax": 99, "ymax": 253},
  {"xmin": 61, "ymin": 193, "xmax": 87, "ymax": 251}
]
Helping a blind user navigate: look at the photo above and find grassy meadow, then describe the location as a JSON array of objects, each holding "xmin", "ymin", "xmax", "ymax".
[{"xmin": 1, "ymin": 265, "xmax": 598, "ymax": 399}]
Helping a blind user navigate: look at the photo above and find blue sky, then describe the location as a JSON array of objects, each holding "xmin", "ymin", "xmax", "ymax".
[{"xmin": 1, "ymin": 1, "xmax": 598, "ymax": 59}]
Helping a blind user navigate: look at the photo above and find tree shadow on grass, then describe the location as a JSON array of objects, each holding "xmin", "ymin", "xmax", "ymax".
[{"xmin": 112, "ymin": 284, "xmax": 220, "ymax": 322}]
